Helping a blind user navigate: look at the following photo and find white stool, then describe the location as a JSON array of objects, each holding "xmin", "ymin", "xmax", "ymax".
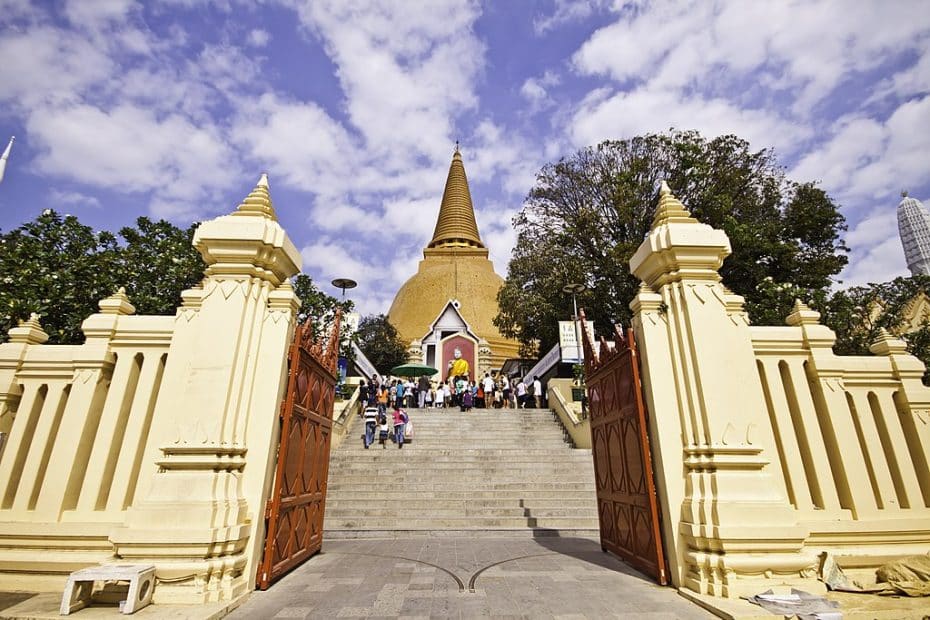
[{"xmin": 60, "ymin": 564, "xmax": 155, "ymax": 615}]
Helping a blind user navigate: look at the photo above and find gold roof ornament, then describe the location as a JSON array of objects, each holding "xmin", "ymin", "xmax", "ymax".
[
  {"xmin": 428, "ymin": 144, "xmax": 485, "ymax": 249},
  {"xmin": 652, "ymin": 180, "xmax": 698, "ymax": 228},
  {"xmin": 233, "ymin": 172, "xmax": 277, "ymax": 220}
]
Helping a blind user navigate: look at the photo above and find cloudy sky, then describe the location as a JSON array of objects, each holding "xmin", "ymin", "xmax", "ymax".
[{"xmin": 1, "ymin": 0, "xmax": 928, "ymax": 316}]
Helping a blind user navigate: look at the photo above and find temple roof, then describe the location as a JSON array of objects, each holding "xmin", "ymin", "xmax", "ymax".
[{"xmin": 427, "ymin": 145, "xmax": 485, "ymax": 249}]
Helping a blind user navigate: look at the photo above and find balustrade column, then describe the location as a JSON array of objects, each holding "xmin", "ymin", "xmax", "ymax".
[
  {"xmin": 629, "ymin": 182, "xmax": 812, "ymax": 598},
  {"xmin": 109, "ymin": 174, "xmax": 301, "ymax": 604}
]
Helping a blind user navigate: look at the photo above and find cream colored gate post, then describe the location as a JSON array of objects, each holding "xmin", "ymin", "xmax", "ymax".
[
  {"xmin": 109, "ymin": 175, "xmax": 301, "ymax": 604},
  {"xmin": 629, "ymin": 183, "xmax": 813, "ymax": 597}
]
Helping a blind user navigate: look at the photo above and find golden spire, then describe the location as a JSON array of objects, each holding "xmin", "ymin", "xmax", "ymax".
[
  {"xmin": 233, "ymin": 172, "xmax": 277, "ymax": 220},
  {"xmin": 427, "ymin": 145, "xmax": 485, "ymax": 249}
]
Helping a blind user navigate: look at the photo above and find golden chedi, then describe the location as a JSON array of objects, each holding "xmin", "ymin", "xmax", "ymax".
[{"xmin": 387, "ymin": 145, "xmax": 520, "ymax": 376}]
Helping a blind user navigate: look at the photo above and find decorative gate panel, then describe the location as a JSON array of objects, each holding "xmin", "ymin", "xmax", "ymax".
[
  {"xmin": 257, "ymin": 313, "xmax": 341, "ymax": 590},
  {"xmin": 581, "ymin": 312, "xmax": 667, "ymax": 585}
]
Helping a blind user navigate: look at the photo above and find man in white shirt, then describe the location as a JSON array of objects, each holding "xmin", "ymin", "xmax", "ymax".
[
  {"xmin": 532, "ymin": 376, "xmax": 543, "ymax": 408},
  {"xmin": 482, "ymin": 373, "xmax": 494, "ymax": 408},
  {"xmin": 516, "ymin": 379, "xmax": 527, "ymax": 408}
]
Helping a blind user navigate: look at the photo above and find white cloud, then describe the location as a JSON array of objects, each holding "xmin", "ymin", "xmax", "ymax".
[
  {"xmin": 792, "ymin": 96, "xmax": 930, "ymax": 204},
  {"xmin": 233, "ymin": 93, "xmax": 358, "ymax": 194},
  {"xmin": 572, "ymin": 1, "xmax": 930, "ymax": 113},
  {"xmin": 49, "ymin": 189, "xmax": 102, "ymax": 209},
  {"xmin": 28, "ymin": 102, "xmax": 238, "ymax": 221},
  {"xmin": 845, "ymin": 208, "xmax": 899, "ymax": 250},
  {"xmin": 63, "ymin": 0, "xmax": 138, "ymax": 30},
  {"xmin": 533, "ymin": 0, "xmax": 609, "ymax": 35},
  {"xmin": 841, "ymin": 236, "xmax": 910, "ymax": 287},
  {"xmin": 290, "ymin": 0, "xmax": 484, "ymax": 159},
  {"xmin": 247, "ymin": 28, "xmax": 269, "ymax": 47},
  {"xmin": 0, "ymin": 27, "xmax": 115, "ymax": 107},
  {"xmin": 570, "ymin": 86, "xmax": 810, "ymax": 154}
]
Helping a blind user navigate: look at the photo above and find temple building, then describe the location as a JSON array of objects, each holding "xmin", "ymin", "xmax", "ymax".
[
  {"xmin": 387, "ymin": 146, "xmax": 521, "ymax": 378},
  {"xmin": 897, "ymin": 190, "xmax": 930, "ymax": 276}
]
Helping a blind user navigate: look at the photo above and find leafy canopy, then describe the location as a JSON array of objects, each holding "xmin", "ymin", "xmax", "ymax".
[
  {"xmin": 292, "ymin": 273, "xmax": 355, "ymax": 360},
  {"xmin": 495, "ymin": 130, "xmax": 848, "ymax": 354},
  {"xmin": 1, "ymin": 210, "xmax": 352, "ymax": 349},
  {"xmin": 0, "ymin": 210, "xmax": 202, "ymax": 343},
  {"xmin": 354, "ymin": 314, "xmax": 407, "ymax": 375}
]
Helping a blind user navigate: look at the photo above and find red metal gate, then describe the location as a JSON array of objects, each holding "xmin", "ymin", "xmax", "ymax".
[
  {"xmin": 580, "ymin": 312, "xmax": 667, "ymax": 585},
  {"xmin": 257, "ymin": 313, "xmax": 341, "ymax": 590}
]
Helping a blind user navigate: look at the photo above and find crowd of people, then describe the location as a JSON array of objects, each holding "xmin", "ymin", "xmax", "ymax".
[
  {"xmin": 356, "ymin": 373, "xmax": 545, "ymax": 449},
  {"xmin": 358, "ymin": 373, "xmax": 544, "ymax": 413}
]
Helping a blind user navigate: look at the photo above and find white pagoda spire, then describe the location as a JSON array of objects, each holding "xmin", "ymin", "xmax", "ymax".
[
  {"xmin": 897, "ymin": 190, "xmax": 930, "ymax": 276},
  {"xmin": 0, "ymin": 136, "xmax": 13, "ymax": 185}
]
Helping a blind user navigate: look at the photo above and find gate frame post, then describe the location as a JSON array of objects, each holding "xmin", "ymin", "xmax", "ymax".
[
  {"xmin": 629, "ymin": 182, "xmax": 814, "ymax": 598},
  {"xmin": 109, "ymin": 174, "xmax": 301, "ymax": 604}
]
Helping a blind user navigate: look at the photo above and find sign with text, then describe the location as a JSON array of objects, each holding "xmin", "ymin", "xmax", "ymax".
[{"xmin": 559, "ymin": 320, "xmax": 595, "ymax": 363}]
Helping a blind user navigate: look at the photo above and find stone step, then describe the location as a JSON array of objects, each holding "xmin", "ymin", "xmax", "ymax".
[
  {"xmin": 324, "ymin": 490, "xmax": 597, "ymax": 500},
  {"xmin": 324, "ymin": 516, "xmax": 601, "ymax": 530},
  {"xmin": 326, "ymin": 498, "xmax": 596, "ymax": 509},
  {"xmin": 326, "ymin": 509, "xmax": 595, "ymax": 520},
  {"xmin": 323, "ymin": 528, "xmax": 599, "ymax": 539},
  {"xmin": 327, "ymin": 404, "xmax": 597, "ymax": 536},
  {"xmin": 329, "ymin": 461, "xmax": 593, "ymax": 471},
  {"xmin": 330, "ymin": 445, "xmax": 593, "ymax": 460},
  {"xmin": 327, "ymin": 482, "xmax": 596, "ymax": 493},
  {"xmin": 327, "ymin": 475, "xmax": 593, "ymax": 485}
]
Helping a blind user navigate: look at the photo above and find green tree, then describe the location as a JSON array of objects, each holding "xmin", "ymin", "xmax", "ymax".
[
  {"xmin": 818, "ymin": 275, "xmax": 930, "ymax": 377},
  {"xmin": 354, "ymin": 314, "xmax": 407, "ymax": 375},
  {"xmin": 495, "ymin": 130, "xmax": 848, "ymax": 354},
  {"xmin": 0, "ymin": 210, "xmax": 121, "ymax": 343},
  {"xmin": 0, "ymin": 211, "xmax": 203, "ymax": 344},
  {"xmin": 292, "ymin": 273, "xmax": 355, "ymax": 360},
  {"xmin": 114, "ymin": 217, "xmax": 204, "ymax": 315}
]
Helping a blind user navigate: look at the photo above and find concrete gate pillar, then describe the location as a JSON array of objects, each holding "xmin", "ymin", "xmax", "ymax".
[
  {"xmin": 629, "ymin": 183, "xmax": 813, "ymax": 597},
  {"xmin": 109, "ymin": 175, "xmax": 301, "ymax": 603}
]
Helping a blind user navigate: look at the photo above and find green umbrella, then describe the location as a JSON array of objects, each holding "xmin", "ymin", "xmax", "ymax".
[{"xmin": 390, "ymin": 363, "xmax": 439, "ymax": 377}]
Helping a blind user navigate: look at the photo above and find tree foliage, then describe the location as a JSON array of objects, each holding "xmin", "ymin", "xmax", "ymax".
[
  {"xmin": 820, "ymin": 276, "xmax": 930, "ymax": 376},
  {"xmin": 354, "ymin": 314, "xmax": 407, "ymax": 375},
  {"xmin": 1, "ymin": 210, "xmax": 122, "ymax": 343},
  {"xmin": 292, "ymin": 273, "xmax": 355, "ymax": 360},
  {"xmin": 495, "ymin": 130, "xmax": 848, "ymax": 354},
  {"xmin": 0, "ymin": 211, "xmax": 353, "ymax": 353}
]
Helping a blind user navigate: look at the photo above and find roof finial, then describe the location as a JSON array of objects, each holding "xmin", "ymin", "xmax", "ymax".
[
  {"xmin": 652, "ymin": 180, "xmax": 696, "ymax": 228},
  {"xmin": 233, "ymin": 173, "xmax": 277, "ymax": 220},
  {"xmin": 902, "ymin": 189, "xmax": 909, "ymax": 198},
  {"xmin": 0, "ymin": 136, "xmax": 14, "ymax": 185},
  {"xmin": 454, "ymin": 140, "xmax": 460, "ymax": 154}
]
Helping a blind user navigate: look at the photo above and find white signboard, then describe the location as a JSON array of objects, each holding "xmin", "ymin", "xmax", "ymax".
[{"xmin": 559, "ymin": 320, "xmax": 595, "ymax": 363}]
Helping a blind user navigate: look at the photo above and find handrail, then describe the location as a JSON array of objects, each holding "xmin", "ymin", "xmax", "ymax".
[
  {"xmin": 549, "ymin": 385, "xmax": 583, "ymax": 427},
  {"xmin": 547, "ymin": 379, "xmax": 591, "ymax": 449},
  {"xmin": 521, "ymin": 342, "xmax": 561, "ymax": 385},
  {"xmin": 329, "ymin": 385, "xmax": 360, "ymax": 450},
  {"xmin": 350, "ymin": 341, "xmax": 379, "ymax": 380}
]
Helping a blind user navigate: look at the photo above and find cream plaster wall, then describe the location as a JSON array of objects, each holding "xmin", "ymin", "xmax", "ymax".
[
  {"xmin": 630, "ymin": 184, "xmax": 930, "ymax": 598},
  {"xmin": 0, "ymin": 176, "xmax": 304, "ymax": 604}
]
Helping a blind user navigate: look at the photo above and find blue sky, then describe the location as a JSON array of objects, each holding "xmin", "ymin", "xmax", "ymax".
[{"xmin": 1, "ymin": 0, "xmax": 928, "ymax": 316}]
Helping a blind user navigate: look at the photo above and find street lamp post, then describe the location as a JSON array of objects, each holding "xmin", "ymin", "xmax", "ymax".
[
  {"xmin": 562, "ymin": 283, "xmax": 587, "ymax": 362},
  {"xmin": 331, "ymin": 278, "xmax": 357, "ymax": 299}
]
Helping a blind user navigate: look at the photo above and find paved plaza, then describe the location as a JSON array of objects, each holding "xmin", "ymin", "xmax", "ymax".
[{"xmin": 228, "ymin": 536, "xmax": 714, "ymax": 619}]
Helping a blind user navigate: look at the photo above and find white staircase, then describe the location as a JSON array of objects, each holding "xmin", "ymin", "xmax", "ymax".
[{"xmin": 324, "ymin": 408, "xmax": 599, "ymax": 537}]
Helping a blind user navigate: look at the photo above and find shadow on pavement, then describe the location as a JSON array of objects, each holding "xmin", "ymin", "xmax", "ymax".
[
  {"xmin": 0, "ymin": 592, "xmax": 38, "ymax": 613},
  {"xmin": 529, "ymin": 530, "xmax": 659, "ymax": 585}
]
